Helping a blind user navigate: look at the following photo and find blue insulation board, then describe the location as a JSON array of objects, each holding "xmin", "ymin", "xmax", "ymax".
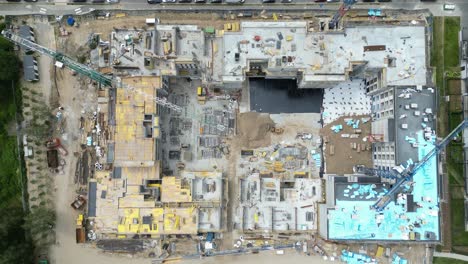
[{"xmin": 328, "ymin": 131, "xmax": 439, "ymax": 241}]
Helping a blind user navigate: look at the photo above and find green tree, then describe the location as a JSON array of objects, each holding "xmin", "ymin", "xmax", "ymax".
[
  {"xmin": 0, "ymin": 201, "xmax": 34, "ymax": 264},
  {"xmin": 0, "ymin": 51, "xmax": 19, "ymax": 81},
  {"xmin": 23, "ymin": 205, "xmax": 55, "ymax": 238},
  {"xmin": 0, "ymin": 37, "xmax": 13, "ymax": 52}
]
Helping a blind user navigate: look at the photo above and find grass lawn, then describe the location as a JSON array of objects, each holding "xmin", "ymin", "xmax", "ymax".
[
  {"xmin": 444, "ymin": 17, "xmax": 460, "ymax": 67},
  {"xmin": 431, "ymin": 16, "xmax": 468, "ymax": 251},
  {"xmin": 432, "ymin": 17, "xmax": 448, "ymax": 136},
  {"xmin": 448, "ymin": 79, "xmax": 462, "ymax": 95},
  {"xmin": 452, "ymin": 200, "xmax": 468, "ymax": 246},
  {"xmin": 432, "ymin": 17, "xmax": 444, "ymax": 89},
  {"xmin": 448, "ymin": 146, "xmax": 464, "ymax": 186},
  {"xmin": 434, "ymin": 257, "xmax": 468, "ymax": 264}
]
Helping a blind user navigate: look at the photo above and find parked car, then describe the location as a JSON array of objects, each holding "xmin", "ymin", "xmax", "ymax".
[
  {"xmin": 195, "ymin": 0, "xmax": 206, "ymax": 3},
  {"xmin": 263, "ymin": 0, "xmax": 275, "ymax": 3},
  {"xmin": 24, "ymin": 0, "xmax": 39, "ymax": 2},
  {"xmin": 281, "ymin": 0, "xmax": 292, "ymax": 3},
  {"xmin": 225, "ymin": 0, "xmax": 245, "ymax": 4},
  {"xmin": 179, "ymin": 0, "xmax": 192, "ymax": 3},
  {"xmin": 210, "ymin": 0, "xmax": 222, "ymax": 3},
  {"xmin": 148, "ymin": 0, "xmax": 162, "ymax": 3},
  {"xmin": 162, "ymin": 0, "xmax": 176, "ymax": 3},
  {"xmin": 444, "ymin": 3, "xmax": 455, "ymax": 10}
]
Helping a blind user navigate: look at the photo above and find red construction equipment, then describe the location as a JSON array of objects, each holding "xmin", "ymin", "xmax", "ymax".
[{"xmin": 45, "ymin": 138, "xmax": 68, "ymax": 156}]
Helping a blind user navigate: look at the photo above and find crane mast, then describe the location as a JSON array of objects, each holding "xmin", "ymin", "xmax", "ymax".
[
  {"xmin": 1, "ymin": 30, "xmax": 182, "ymax": 112},
  {"xmin": 329, "ymin": 0, "xmax": 356, "ymax": 29}
]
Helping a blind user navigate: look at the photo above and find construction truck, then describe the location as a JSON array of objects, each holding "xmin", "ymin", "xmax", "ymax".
[
  {"xmin": 45, "ymin": 138, "xmax": 68, "ymax": 156},
  {"xmin": 269, "ymin": 124, "xmax": 284, "ymax": 134},
  {"xmin": 71, "ymin": 195, "xmax": 86, "ymax": 210}
]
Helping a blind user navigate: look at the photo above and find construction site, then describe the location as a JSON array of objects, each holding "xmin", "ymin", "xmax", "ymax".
[{"xmin": 3, "ymin": 2, "xmax": 460, "ymax": 264}]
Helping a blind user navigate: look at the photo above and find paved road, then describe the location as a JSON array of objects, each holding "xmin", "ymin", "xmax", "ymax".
[
  {"xmin": 0, "ymin": 0, "xmax": 465, "ymax": 16},
  {"xmin": 434, "ymin": 252, "xmax": 468, "ymax": 261}
]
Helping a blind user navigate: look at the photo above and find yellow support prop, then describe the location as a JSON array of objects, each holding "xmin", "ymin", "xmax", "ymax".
[{"xmin": 273, "ymin": 13, "xmax": 278, "ymax": 21}]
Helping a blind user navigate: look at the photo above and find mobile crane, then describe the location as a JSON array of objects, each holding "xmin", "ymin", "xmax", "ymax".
[
  {"xmin": 0, "ymin": 30, "xmax": 182, "ymax": 112},
  {"xmin": 357, "ymin": 119, "xmax": 468, "ymax": 211}
]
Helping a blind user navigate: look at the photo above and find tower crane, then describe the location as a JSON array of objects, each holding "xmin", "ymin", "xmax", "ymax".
[
  {"xmin": 0, "ymin": 30, "xmax": 182, "ymax": 112},
  {"xmin": 358, "ymin": 119, "xmax": 468, "ymax": 211},
  {"xmin": 329, "ymin": 0, "xmax": 356, "ymax": 30}
]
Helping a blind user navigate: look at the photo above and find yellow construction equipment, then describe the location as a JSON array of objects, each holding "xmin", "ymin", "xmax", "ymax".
[
  {"xmin": 223, "ymin": 22, "xmax": 240, "ymax": 32},
  {"xmin": 376, "ymin": 245, "xmax": 384, "ymax": 257},
  {"xmin": 174, "ymin": 215, "xmax": 180, "ymax": 229},
  {"xmin": 76, "ymin": 214, "xmax": 84, "ymax": 226},
  {"xmin": 197, "ymin": 86, "xmax": 206, "ymax": 105},
  {"xmin": 274, "ymin": 161, "xmax": 285, "ymax": 172}
]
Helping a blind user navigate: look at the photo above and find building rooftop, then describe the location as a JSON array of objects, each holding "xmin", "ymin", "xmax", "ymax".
[
  {"xmin": 324, "ymin": 131, "xmax": 439, "ymax": 241},
  {"xmin": 114, "ymin": 76, "xmax": 161, "ymax": 167},
  {"xmin": 239, "ymin": 173, "xmax": 322, "ymax": 232},
  {"xmin": 91, "ymin": 170, "xmax": 224, "ymax": 237},
  {"xmin": 394, "ymin": 86, "xmax": 435, "ymax": 164},
  {"xmin": 19, "ymin": 25, "xmax": 34, "ymax": 42},
  {"xmin": 23, "ymin": 55, "xmax": 39, "ymax": 82},
  {"xmin": 223, "ymin": 22, "xmax": 426, "ymax": 88}
]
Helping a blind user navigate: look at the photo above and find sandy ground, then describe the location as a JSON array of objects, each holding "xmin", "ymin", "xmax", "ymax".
[
  {"xmin": 270, "ymin": 113, "xmax": 321, "ymax": 145},
  {"xmin": 237, "ymin": 112, "xmax": 274, "ymax": 149},
  {"xmin": 33, "ymin": 21, "xmax": 55, "ymax": 106},
  {"xmin": 321, "ymin": 115, "xmax": 373, "ymax": 175},
  {"xmin": 50, "ymin": 23, "xmax": 100, "ymax": 264}
]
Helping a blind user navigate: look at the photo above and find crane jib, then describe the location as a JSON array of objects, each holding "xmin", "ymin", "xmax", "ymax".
[{"xmin": 1, "ymin": 30, "xmax": 182, "ymax": 112}]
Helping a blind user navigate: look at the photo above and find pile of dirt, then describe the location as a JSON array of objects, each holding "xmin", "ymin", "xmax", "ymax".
[{"xmin": 237, "ymin": 112, "xmax": 274, "ymax": 149}]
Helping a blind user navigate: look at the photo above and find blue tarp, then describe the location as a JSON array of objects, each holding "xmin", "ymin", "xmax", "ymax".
[{"xmin": 67, "ymin": 16, "xmax": 75, "ymax": 26}]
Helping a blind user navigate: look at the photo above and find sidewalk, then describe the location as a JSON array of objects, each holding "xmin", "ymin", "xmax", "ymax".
[{"xmin": 434, "ymin": 252, "xmax": 468, "ymax": 261}]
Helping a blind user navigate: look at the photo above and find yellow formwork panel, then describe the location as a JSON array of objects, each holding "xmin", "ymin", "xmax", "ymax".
[
  {"xmin": 118, "ymin": 208, "xmax": 141, "ymax": 233},
  {"xmin": 114, "ymin": 77, "xmax": 161, "ymax": 164},
  {"xmin": 161, "ymin": 176, "xmax": 192, "ymax": 203}
]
